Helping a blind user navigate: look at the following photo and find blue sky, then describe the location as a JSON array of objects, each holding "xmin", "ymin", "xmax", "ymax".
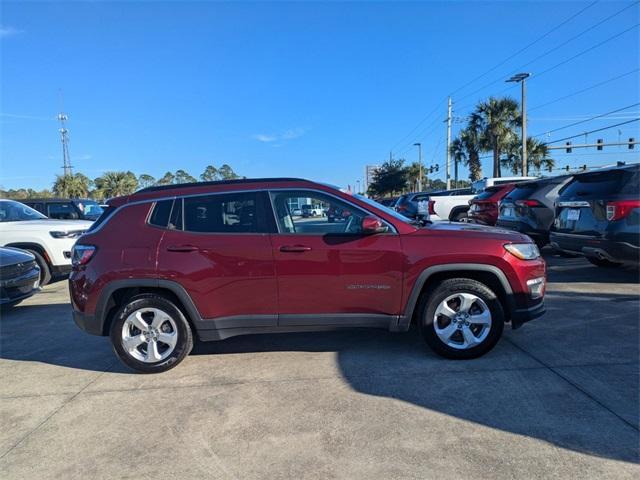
[{"xmin": 1, "ymin": 0, "xmax": 639, "ymax": 191}]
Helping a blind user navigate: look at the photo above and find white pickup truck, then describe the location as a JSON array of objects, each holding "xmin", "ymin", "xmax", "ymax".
[
  {"xmin": 422, "ymin": 188, "xmax": 476, "ymax": 222},
  {"xmin": 0, "ymin": 199, "xmax": 93, "ymax": 285}
]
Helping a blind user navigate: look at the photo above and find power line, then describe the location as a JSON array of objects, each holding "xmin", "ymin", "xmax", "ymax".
[
  {"xmin": 543, "ymin": 118, "xmax": 640, "ymax": 144},
  {"xmin": 532, "ymin": 103, "xmax": 640, "ymax": 137},
  {"xmin": 389, "ymin": 100, "xmax": 445, "ymax": 153},
  {"xmin": 447, "ymin": 0, "xmax": 600, "ymax": 97},
  {"xmin": 529, "ymin": 69, "xmax": 640, "ymax": 112}
]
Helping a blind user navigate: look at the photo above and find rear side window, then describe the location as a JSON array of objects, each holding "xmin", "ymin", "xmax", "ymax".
[
  {"xmin": 559, "ymin": 168, "xmax": 638, "ymax": 199},
  {"xmin": 474, "ymin": 186, "xmax": 503, "ymax": 200},
  {"xmin": 149, "ymin": 200, "xmax": 173, "ymax": 227},
  {"xmin": 182, "ymin": 192, "xmax": 271, "ymax": 233}
]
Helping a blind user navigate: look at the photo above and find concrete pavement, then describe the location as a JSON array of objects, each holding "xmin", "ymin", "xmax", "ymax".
[{"xmin": 0, "ymin": 254, "xmax": 638, "ymax": 479}]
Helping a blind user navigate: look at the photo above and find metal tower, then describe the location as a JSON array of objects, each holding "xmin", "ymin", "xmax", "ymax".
[{"xmin": 57, "ymin": 113, "xmax": 73, "ymax": 176}]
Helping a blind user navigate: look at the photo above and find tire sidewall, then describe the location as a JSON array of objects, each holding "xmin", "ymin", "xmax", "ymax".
[
  {"xmin": 419, "ymin": 279, "xmax": 504, "ymax": 359},
  {"xmin": 26, "ymin": 249, "xmax": 51, "ymax": 286},
  {"xmin": 110, "ymin": 295, "xmax": 193, "ymax": 373}
]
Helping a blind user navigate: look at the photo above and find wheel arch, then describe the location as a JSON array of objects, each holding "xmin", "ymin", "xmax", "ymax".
[
  {"xmin": 398, "ymin": 264, "xmax": 515, "ymax": 331},
  {"xmin": 448, "ymin": 206, "xmax": 469, "ymax": 221},
  {"xmin": 4, "ymin": 242, "xmax": 51, "ymax": 264},
  {"xmin": 96, "ymin": 279, "xmax": 202, "ymax": 337}
]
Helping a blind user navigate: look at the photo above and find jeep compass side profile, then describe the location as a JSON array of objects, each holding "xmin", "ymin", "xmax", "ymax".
[{"xmin": 70, "ymin": 178, "xmax": 546, "ymax": 373}]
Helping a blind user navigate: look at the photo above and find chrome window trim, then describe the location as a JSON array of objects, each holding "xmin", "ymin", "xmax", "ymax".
[{"xmin": 87, "ymin": 187, "xmax": 398, "ymax": 235}]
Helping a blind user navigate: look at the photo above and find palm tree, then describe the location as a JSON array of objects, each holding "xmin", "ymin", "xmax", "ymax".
[
  {"xmin": 501, "ymin": 137, "xmax": 555, "ymax": 175},
  {"xmin": 94, "ymin": 171, "xmax": 139, "ymax": 199},
  {"xmin": 449, "ymin": 126, "xmax": 483, "ymax": 181},
  {"xmin": 53, "ymin": 173, "xmax": 90, "ymax": 198},
  {"xmin": 405, "ymin": 161, "xmax": 423, "ymax": 191},
  {"xmin": 473, "ymin": 97, "xmax": 520, "ymax": 177}
]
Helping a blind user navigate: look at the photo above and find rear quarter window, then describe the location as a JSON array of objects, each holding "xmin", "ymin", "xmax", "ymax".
[{"xmin": 148, "ymin": 200, "xmax": 174, "ymax": 227}]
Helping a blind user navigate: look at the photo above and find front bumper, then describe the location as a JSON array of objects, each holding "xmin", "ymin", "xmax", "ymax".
[
  {"xmin": 511, "ymin": 300, "xmax": 545, "ymax": 329},
  {"xmin": 0, "ymin": 268, "xmax": 40, "ymax": 305}
]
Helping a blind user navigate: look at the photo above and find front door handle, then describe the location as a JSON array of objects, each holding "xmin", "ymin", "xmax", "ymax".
[
  {"xmin": 279, "ymin": 245, "xmax": 312, "ymax": 253},
  {"xmin": 166, "ymin": 245, "xmax": 198, "ymax": 253}
]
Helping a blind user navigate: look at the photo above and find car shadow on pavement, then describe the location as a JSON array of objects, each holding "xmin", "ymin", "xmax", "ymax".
[{"xmin": 544, "ymin": 252, "xmax": 640, "ymax": 284}]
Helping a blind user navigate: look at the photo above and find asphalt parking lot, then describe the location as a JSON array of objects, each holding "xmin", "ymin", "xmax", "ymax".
[{"xmin": 1, "ymin": 253, "xmax": 638, "ymax": 479}]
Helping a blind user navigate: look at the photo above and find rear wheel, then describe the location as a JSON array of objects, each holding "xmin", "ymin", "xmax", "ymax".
[
  {"xmin": 418, "ymin": 278, "xmax": 504, "ymax": 359},
  {"xmin": 586, "ymin": 257, "xmax": 623, "ymax": 268},
  {"xmin": 25, "ymin": 249, "xmax": 51, "ymax": 286},
  {"xmin": 110, "ymin": 294, "xmax": 193, "ymax": 373},
  {"xmin": 451, "ymin": 210, "xmax": 468, "ymax": 222}
]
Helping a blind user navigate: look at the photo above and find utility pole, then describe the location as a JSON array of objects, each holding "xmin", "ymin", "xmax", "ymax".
[
  {"xmin": 57, "ymin": 113, "xmax": 73, "ymax": 176},
  {"xmin": 413, "ymin": 142, "xmax": 423, "ymax": 191},
  {"xmin": 445, "ymin": 96, "xmax": 452, "ymax": 190},
  {"xmin": 507, "ymin": 73, "xmax": 530, "ymax": 177}
]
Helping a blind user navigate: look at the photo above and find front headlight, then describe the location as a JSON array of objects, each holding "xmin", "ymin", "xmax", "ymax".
[
  {"xmin": 50, "ymin": 230, "xmax": 85, "ymax": 239},
  {"xmin": 504, "ymin": 243, "xmax": 540, "ymax": 260}
]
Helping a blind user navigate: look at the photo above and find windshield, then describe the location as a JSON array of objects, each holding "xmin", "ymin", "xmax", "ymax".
[
  {"xmin": 75, "ymin": 200, "xmax": 104, "ymax": 217},
  {"xmin": 0, "ymin": 200, "xmax": 48, "ymax": 222},
  {"xmin": 354, "ymin": 194, "xmax": 414, "ymax": 225}
]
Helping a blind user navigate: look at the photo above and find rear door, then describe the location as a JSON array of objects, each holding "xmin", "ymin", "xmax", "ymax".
[
  {"xmin": 156, "ymin": 191, "xmax": 278, "ymax": 325},
  {"xmin": 269, "ymin": 189, "xmax": 404, "ymax": 326},
  {"xmin": 555, "ymin": 168, "xmax": 638, "ymax": 237}
]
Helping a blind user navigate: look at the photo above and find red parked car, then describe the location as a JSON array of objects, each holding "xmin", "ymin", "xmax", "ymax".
[
  {"xmin": 468, "ymin": 184, "xmax": 516, "ymax": 226},
  {"xmin": 70, "ymin": 178, "xmax": 546, "ymax": 373}
]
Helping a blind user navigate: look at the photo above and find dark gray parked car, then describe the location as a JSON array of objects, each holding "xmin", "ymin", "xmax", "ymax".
[
  {"xmin": 0, "ymin": 247, "xmax": 40, "ymax": 307},
  {"xmin": 496, "ymin": 175, "xmax": 573, "ymax": 247}
]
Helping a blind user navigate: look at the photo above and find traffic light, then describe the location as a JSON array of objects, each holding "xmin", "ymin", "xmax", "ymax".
[
  {"xmin": 435, "ymin": 165, "xmax": 439, "ymax": 172},
  {"xmin": 596, "ymin": 139, "xmax": 603, "ymax": 150},
  {"xmin": 565, "ymin": 142, "xmax": 572, "ymax": 153},
  {"xmin": 630, "ymin": 138, "xmax": 635, "ymax": 150}
]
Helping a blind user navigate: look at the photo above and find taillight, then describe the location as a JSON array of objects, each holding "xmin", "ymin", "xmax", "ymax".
[
  {"xmin": 428, "ymin": 200, "xmax": 436, "ymax": 215},
  {"xmin": 606, "ymin": 200, "xmax": 640, "ymax": 221},
  {"xmin": 72, "ymin": 245, "xmax": 96, "ymax": 266},
  {"xmin": 515, "ymin": 199, "xmax": 542, "ymax": 207},
  {"xmin": 396, "ymin": 204, "xmax": 407, "ymax": 212}
]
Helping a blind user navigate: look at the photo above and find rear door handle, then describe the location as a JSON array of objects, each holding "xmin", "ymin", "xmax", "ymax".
[
  {"xmin": 166, "ymin": 245, "xmax": 198, "ymax": 253},
  {"xmin": 279, "ymin": 245, "xmax": 312, "ymax": 253}
]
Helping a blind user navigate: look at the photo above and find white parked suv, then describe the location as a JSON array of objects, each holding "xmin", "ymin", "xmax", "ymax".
[{"xmin": 0, "ymin": 199, "xmax": 93, "ymax": 285}]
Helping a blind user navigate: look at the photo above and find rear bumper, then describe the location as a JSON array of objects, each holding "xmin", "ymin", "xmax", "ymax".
[
  {"xmin": 511, "ymin": 300, "xmax": 545, "ymax": 329},
  {"xmin": 496, "ymin": 219, "xmax": 548, "ymax": 242},
  {"xmin": 550, "ymin": 232, "xmax": 639, "ymax": 264}
]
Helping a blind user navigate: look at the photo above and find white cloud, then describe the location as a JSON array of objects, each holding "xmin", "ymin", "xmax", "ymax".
[
  {"xmin": 0, "ymin": 26, "xmax": 23, "ymax": 38},
  {"xmin": 253, "ymin": 127, "xmax": 308, "ymax": 144}
]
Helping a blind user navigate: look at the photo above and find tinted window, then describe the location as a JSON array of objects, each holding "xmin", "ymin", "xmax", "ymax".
[
  {"xmin": 48, "ymin": 202, "xmax": 78, "ymax": 219},
  {"xmin": 183, "ymin": 192, "xmax": 266, "ymax": 233},
  {"xmin": 149, "ymin": 200, "xmax": 173, "ymax": 227},
  {"xmin": 0, "ymin": 200, "xmax": 48, "ymax": 222},
  {"xmin": 474, "ymin": 186, "xmax": 503, "ymax": 200},
  {"xmin": 504, "ymin": 185, "xmax": 537, "ymax": 201},
  {"xmin": 559, "ymin": 168, "xmax": 639, "ymax": 199},
  {"xmin": 74, "ymin": 200, "xmax": 103, "ymax": 217}
]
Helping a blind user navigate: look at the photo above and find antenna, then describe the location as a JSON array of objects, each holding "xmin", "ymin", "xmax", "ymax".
[{"xmin": 57, "ymin": 112, "xmax": 73, "ymax": 176}]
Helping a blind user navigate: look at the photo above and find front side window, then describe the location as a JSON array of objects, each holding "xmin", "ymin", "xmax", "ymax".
[
  {"xmin": 0, "ymin": 200, "xmax": 48, "ymax": 222},
  {"xmin": 182, "ymin": 192, "xmax": 271, "ymax": 233},
  {"xmin": 270, "ymin": 190, "xmax": 388, "ymax": 235}
]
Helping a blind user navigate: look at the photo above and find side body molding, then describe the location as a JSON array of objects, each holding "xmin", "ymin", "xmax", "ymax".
[{"xmin": 394, "ymin": 263, "xmax": 515, "ymax": 332}]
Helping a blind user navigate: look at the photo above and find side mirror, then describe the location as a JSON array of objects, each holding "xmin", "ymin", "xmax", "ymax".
[{"xmin": 361, "ymin": 215, "xmax": 387, "ymax": 234}]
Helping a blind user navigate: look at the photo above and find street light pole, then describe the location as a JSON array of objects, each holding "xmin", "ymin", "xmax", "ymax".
[
  {"xmin": 506, "ymin": 73, "xmax": 531, "ymax": 177},
  {"xmin": 356, "ymin": 179, "xmax": 361, "ymax": 194},
  {"xmin": 413, "ymin": 142, "xmax": 423, "ymax": 191}
]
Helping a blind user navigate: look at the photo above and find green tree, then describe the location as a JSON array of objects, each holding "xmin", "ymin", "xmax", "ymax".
[
  {"xmin": 501, "ymin": 137, "xmax": 555, "ymax": 175},
  {"xmin": 406, "ymin": 162, "xmax": 426, "ymax": 192},
  {"xmin": 472, "ymin": 97, "xmax": 520, "ymax": 177},
  {"xmin": 53, "ymin": 173, "xmax": 91, "ymax": 198},
  {"xmin": 156, "ymin": 171, "xmax": 175, "ymax": 185},
  {"xmin": 175, "ymin": 169, "xmax": 197, "ymax": 184},
  {"xmin": 138, "ymin": 174, "xmax": 156, "ymax": 189},
  {"xmin": 94, "ymin": 171, "xmax": 139, "ymax": 199},
  {"xmin": 450, "ymin": 125, "xmax": 483, "ymax": 181},
  {"xmin": 200, "ymin": 165, "xmax": 219, "ymax": 182},
  {"xmin": 367, "ymin": 159, "xmax": 408, "ymax": 197},
  {"xmin": 218, "ymin": 164, "xmax": 240, "ymax": 180}
]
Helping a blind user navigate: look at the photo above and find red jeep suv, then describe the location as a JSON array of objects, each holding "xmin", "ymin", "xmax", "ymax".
[{"xmin": 70, "ymin": 178, "xmax": 546, "ymax": 373}]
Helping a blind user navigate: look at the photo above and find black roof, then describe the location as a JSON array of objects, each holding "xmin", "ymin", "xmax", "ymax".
[{"xmin": 135, "ymin": 177, "xmax": 308, "ymax": 194}]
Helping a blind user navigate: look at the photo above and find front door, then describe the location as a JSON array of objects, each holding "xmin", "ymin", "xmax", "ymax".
[{"xmin": 269, "ymin": 190, "xmax": 404, "ymax": 327}]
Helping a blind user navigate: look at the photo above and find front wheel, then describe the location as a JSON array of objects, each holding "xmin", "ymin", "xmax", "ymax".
[
  {"xmin": 110, "ymin": 294, "xmax": 194, "ymax": 373},
  {"xmin": 417, "ymin": 278, "xmax": 504, "ymax": 359}
]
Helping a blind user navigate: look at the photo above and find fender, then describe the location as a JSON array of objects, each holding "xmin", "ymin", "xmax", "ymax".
[
  {"xmin": 394, "ymin": 263, "xmax": 515, "ymax": 332},
  {"xmin": 94, "ymin": 278, "xmax": 203, "ymax": 335}
]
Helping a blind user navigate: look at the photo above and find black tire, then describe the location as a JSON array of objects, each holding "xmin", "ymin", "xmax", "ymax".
[
  {"xmin": 586, "ymin": 257, "xmax": 623, "ymax": 268},
  {"xmin": 25, "ymin": 249, "xmax": 51, "ymax": 286},
  {"xmin": 451, "ymin": 210, "xmax": 468, "ymax": 222},
  {"xmin": 417, "ymin": 278, "xmax": 505, "ymax": 359},
  {"xmin": 110, "ymin": 294, "xmax": 194, "ymax": 373}
]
